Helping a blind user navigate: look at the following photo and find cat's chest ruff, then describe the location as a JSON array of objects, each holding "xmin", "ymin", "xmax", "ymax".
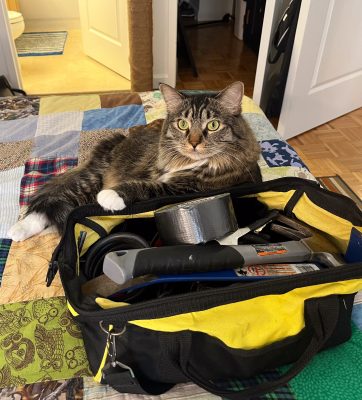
[{"xmin": 157, "ymin": 159, "xmax": 208, "ymax": 183}]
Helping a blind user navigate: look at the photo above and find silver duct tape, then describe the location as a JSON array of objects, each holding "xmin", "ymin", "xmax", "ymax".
[{"xmin": 155, "ymin": 193, "xmax": 238, "ymax": 245}]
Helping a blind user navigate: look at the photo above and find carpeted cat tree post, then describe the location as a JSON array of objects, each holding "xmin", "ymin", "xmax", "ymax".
[{"xmin": 128, "ymin": 0, "xmax": 153, "ymax": 92}]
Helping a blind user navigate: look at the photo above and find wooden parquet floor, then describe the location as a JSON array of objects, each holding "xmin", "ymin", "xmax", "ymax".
[
  {"xmin": 176, "ymin": 23, "xmax": 362, "ymax": 199},
  {"xmin": 176, "ymin": 22, "xmax": 258, "ymax": 96},
  {"xmin": 288, "ymin": 108, "xmax": 362, "ymax": 199}
]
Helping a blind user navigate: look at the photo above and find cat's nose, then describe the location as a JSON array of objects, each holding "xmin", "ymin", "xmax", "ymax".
[{"xmin": 189, "ymin": 129, "xmax": 203, "ymax": 149}]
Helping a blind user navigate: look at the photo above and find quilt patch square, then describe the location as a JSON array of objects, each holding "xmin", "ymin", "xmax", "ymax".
[
  {"xmin": 261, "ymin": 140, "xmax": 309, "ymax": 169},
  {"xmin": 100, "ymin": 93, "xmax": 142, "ymax": 108},
  {"xmin": 35, "ymin": 111, "xmax": 83, "ymax": 137},
  {"xmin": 32, "ymin": 131, "xmax": 80, "ymax": 158},
  {"xmin": 78, "ymin": 129, "xmax": 127, "ymax": 165},
  {"xmin": 352, "ymin": 304, "xmax": 362, "ymax": 331},
  {"xmin": 0, "ymin": 166, "xmax": 24, "ymax": 238},
  {"xmin": 241, "ymin": 96, "xmax": 264, "ymax": 115},
  {"xmin": 0, "ymin": 97, "xmax": 39, "ymax": 121},
  {"xmin": 20, "ymin": 158, "xmax": 78, "ymax": 206},
  {"xmin": 1, "ymin": 233, "xmax": 64, "ymax": 304},
  {"xmin": 82, "ymin": 105, "xmax": 146, "ymax": 131},
  {"xmin": 243, "ymin": 114, "xmax": 278, "ymax": 141},
  {"xmin": 0, "ymin": 298, "xmax": 90, "ymax": 385},
  {"xmin": 0, "ymin": 116, "xmax": 38, "ymax": 142},
  {"xmin": 0, "ymin": 239, "xmax": 12, "ymax": 286},
  {"xmin": 0, "ymin": 140, "xmax": 33, "ymax": 171},
  {"xmin": 140, "ymin": 90, "xmax": 167, "ymax": 123},
  {"xmin": 224, "ymin": 370, "xmax": 295, "ymax": 399},
  {"xmin": 39, "ymin": 95, "xmax": 101, "ymax": 115},
  {"xmin": 1, "ymin": 378, "xmax": 84, "ymax": 399}
]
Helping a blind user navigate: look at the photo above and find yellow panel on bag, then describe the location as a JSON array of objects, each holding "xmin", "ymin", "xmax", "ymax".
[
  {"xmin": 254, "ymin": 191, "xmax": 362, "ymax": 253},
  {"xmin": 74, "ymin": 211, "xmax": 155, "ymax": 258},
  {"xmin": 129, "ymin": 279, "xmax": 362, "ymax": 350},
  {"xmin": 254, "ymin": 190, "xmax": 295, "ymax": 210},
  {"xmin": 293, "ymin": 194, "xmax": 362, "ymax": 253}
]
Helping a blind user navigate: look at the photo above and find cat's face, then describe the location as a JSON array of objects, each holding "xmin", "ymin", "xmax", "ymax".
[{"xmin": 160, "ymin": 82, "xmax": 245, "ymax": 160}]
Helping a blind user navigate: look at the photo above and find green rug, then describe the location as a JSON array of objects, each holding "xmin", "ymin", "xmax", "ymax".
[{"xmin": 282, "ymin": 324, "xmax": 362, "ymax": 399}]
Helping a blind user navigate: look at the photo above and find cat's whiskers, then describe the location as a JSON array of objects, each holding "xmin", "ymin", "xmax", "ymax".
[{"xmin": 232, "ymin": 155, "xmax": 255, "ymax": 180}]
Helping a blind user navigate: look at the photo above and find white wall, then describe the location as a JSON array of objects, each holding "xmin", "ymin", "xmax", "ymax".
[
  {"xmin": 152, "ymin": 0, "xmax": 177, "ymax": 88},
  {"xmin": 19, "ymin": 0, "xmax": 80, "ymax": 30},
  {"xmin": 0, "ymin": 0, "xmax": 22, "ymax": 89},
  {"xmin": 198, "ymin": 0, "xmax": 233, "ymax": 22}
]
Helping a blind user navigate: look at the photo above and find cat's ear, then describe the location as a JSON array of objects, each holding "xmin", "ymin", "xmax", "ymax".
[
  {"xmin": 216, "ymin": 81, "xmax": 244, "ymax": 115},
  {"xmin": 159, "ymin": 83, "xmax": 184, "ymax": 113}
]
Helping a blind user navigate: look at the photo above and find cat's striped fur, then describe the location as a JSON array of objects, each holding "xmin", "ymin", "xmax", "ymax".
[{"xmin": 8, "ymin": 82, "xmax": 261, "ymax": 241}]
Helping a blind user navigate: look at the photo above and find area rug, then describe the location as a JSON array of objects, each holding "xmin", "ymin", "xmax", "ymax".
[
  {"xmin": 15, "ymin": 31, "xmax": 67, "ymax": 57},
  {"xmin": 317, "ymin": 175, "xmax": 362, "ymax": 210}
]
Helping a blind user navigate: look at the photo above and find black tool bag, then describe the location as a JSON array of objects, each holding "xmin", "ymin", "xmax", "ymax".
[
  {"xmin": 0, "ymin": 75, "xmax": 26, "ymax": 97},
  {"xmin": 50, "ymin": 177, "xmax": 362, "ymax": 399}
]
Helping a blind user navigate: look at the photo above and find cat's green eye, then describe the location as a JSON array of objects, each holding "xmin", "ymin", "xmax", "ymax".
[
  {"xmin": 207, "ymin": 120, "xmax": 220, "ymax": 131},
  {"xmin": 177, "ymin": 119, "xmax": 189, "ymax": 130}
]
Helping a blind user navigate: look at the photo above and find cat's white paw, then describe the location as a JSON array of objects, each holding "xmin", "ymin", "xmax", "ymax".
[
  {"xmin": 97, "ymin": 189, "xmax": 126, "ymax": 211},
  {"xmin": 7, "ymin": 212, "xmax": 48, "ymax": 242}
]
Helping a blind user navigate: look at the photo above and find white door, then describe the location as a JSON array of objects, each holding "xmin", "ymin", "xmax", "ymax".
[
  {"xmin": 253, "ymin": 0, "xmax": 362, "ymax": 139},
  {"xmin": 254, "ymin": 0, "xmax": 362, "ymax": 140},
  {"xmin": 78, "ymin": 0, "xmax": 130, "ymax": 80}
]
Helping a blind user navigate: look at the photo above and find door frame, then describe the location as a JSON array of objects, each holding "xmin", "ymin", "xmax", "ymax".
[
  {"xmin": 0, "ymin": 0, "xmax": 22, "ymax": 89},
  {"xmin": 0, "ymin": 0, "xmax": 178, "ymax": 91}
]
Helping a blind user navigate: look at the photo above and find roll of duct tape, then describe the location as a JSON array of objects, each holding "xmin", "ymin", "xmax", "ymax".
[{"xmin": 155, "ymin": 193, "xmax": 238, "ymax": 245}]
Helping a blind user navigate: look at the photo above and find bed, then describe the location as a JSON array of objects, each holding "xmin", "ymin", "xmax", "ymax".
[{"xmin": 0, "ymin": 90, "xmax": 361, "ymax": 399}]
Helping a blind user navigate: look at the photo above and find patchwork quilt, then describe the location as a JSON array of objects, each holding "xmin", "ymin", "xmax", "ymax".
[{"xmin": 0, "ymin": 91, "xmax": 361, "ymax": 400}]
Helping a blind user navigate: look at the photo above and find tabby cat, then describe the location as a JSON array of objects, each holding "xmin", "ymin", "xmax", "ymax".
[{"xmin": 8, "ymin": 82, "xmax": 261, "ymax": 241}]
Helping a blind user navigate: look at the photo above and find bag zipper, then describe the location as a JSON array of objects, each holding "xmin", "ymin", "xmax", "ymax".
[{"xmin": 74, "ymin": 261, "xmax": 362, "ymax": 322}]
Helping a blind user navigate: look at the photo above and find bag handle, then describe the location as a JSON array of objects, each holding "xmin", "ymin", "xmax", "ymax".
[{"xmin": 180, "ymin": 296, "xmax": 340, "ymax": 400}]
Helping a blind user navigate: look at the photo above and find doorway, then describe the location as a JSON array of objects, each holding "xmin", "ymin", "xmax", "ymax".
[
  {"xmin": 176, "ymin": 0, "xmax": 264, "ymax": 96},
  {"xmin": 6, "ymin": 0, "xmax": 131, "ymax": 95}
]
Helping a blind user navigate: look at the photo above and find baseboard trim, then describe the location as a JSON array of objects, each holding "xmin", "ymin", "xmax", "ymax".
[{"xmin": 153, "ymin": 74, "xmax": 169, "ymax": 89}]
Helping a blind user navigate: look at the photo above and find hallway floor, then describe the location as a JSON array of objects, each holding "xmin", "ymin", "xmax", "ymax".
[
  {"xmin": 176, "ymin": 22, "xmax": 258, "ymax": 96},
  {"xmin": 18, "ymin": 29, "xmax": 131, "ymax": 95}
]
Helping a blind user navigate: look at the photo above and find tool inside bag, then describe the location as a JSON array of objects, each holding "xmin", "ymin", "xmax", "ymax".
[{"xmin": 49, "ymin": 177, "xmax": 362, "ymax": 399}]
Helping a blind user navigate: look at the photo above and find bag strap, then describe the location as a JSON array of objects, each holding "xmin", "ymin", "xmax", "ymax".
[
  {"xmin": 103, "ymin": 296, "xmax": 339, "ymax": 398},
  {"xmin": 103, "ymin": 365, "xmax": 174, "ymax": 396},
  {"xmin": 180, "ymin": 295, "xmax": 340, "ymax": 399}
]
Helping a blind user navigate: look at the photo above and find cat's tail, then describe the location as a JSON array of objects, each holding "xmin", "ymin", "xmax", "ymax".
[{"xmin": 8, "ymin": 165, "xmax": 102, "ymax": 241}]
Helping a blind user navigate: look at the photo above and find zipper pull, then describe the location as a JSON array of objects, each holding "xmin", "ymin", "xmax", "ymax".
[
  {"xmin": 77, "ymin": 231, "xmax": 87, "ymax": 255},
  {"xmin": 99, "ymin": 322, "xmax": 135, "ymax": 380}
]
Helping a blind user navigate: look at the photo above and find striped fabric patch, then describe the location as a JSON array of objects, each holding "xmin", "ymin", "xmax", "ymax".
[
  {"xmin": 0, "ymin": 166, "xmax": 24, "ymax": 238},
  {"xmin": 0, "ymin": 239, "xmax": 12, "ymax": 286},
  {"xmin": 15, "ymin": 31, "xmax": 68, "ymax": 57},
  {"xmin": 20, "ymin": 158, "xmax": 78, "ymax": 206}
]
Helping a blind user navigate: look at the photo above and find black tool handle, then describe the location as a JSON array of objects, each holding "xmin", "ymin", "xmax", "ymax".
[
  {"xmin": 133, "ymin": 245, "xmax": 244, "ymax": 278},
  {"xmin": 103, "ymin": 245, "xmax": 245, "ymax": 284}
]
